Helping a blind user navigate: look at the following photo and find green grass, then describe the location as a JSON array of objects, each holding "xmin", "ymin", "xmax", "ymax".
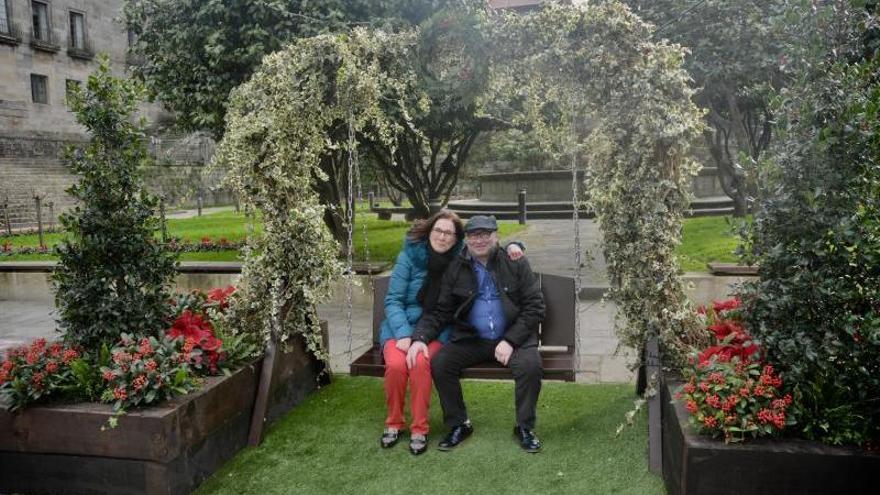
[
  {"xmin": 194, "ymin": 376, "xmax": 664, "ymax": 495},
  {"xmin": 1, "ymin": 209, "xmax": 526, "ymax": 264},
  {"xmin": 675, "ymin": 216, "xmax": 744, "ymax": 272}
]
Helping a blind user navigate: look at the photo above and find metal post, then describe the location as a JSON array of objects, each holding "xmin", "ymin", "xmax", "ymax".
[
  {"xmin": 1, "ymin": 193, "xmax": 11, "ymax": 237},
  {"xmin": 367, "ymin": 191, "xmax": 375, "ymax": 209},
  {"xmin": 34, "ymin": 194, "xmax": 44, "ymax": 249},
  {"xmin": 646, "ymin": 334, "xmax": 663, "ymax": 474},
  {"xmin": 196, "ymin": 190, "xmax": 203, "ymax": 217},
  {"xmin": 159, "ymin": 196, "xmax": 167, "ymax": 244},
  {"xmin": 517, "ymin": 188, "xmax": 527, "ymax": 225}
]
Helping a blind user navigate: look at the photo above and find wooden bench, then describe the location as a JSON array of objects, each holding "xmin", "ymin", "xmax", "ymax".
[{"xmin": 350, "ymin": 273, "xmax": 577, "ymax": 381}]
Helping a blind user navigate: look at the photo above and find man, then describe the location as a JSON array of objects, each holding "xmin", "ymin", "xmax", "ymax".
[{"xmin": 406, "ymin": 215, "xmax": 546, "ymax": 453}]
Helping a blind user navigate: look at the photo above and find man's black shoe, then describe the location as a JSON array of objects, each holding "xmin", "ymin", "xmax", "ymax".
[
  {"xmin": 438, "ymin": 422, "xmax": 473, "ymax": 451},
  {"xmin": 514, "ymin": 426, "xmax": 542, "ymax": 453}
]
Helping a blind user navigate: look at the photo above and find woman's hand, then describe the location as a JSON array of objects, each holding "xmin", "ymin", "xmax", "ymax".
[
  {"xmin": 395, "ymin": 337, "xmax": 412, "ymax": 352},
  {"xmin": 506, "ymin": 243, "xmax": 524, "ymax": 261}
]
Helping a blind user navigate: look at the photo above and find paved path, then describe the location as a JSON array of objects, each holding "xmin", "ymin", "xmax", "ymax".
[{"xmin": 0, "ymin": 218, "xmax": 637, "ymax": 383}]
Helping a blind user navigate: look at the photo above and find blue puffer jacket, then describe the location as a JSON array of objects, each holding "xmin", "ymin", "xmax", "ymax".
[{"xmin": 378, "ymin": 238, "xmax": 458, "ymax": 347}]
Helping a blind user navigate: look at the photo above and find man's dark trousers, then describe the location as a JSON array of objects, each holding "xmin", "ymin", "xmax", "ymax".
[{"xmin": 431, "ymin": 338, "xmax": 542, "ymax": 430}]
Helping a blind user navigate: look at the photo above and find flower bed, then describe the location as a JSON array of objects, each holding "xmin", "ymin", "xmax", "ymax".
[
  {"xmin": 0, "ymin": 328, "xmax": 327, "ymax": 495},
  {"xmin": 661, "ymin": 377, "xmax": 879, "ymax": 495}
]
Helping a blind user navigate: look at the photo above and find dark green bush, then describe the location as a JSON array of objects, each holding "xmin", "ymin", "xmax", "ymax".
[
  {"xmin": 53, "ymin": 58, "xmax": 177, "ymax": 351},
  {"xmin": 740, "ymin": 3, "xmax": 880, "ymax": 446}
]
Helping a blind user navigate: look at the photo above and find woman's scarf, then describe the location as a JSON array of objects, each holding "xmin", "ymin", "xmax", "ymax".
[{"xmin": 417, "ymin": 242, "xmax": 457, "ymax": 313}]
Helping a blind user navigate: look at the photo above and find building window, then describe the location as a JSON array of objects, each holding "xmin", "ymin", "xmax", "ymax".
[
  {"xmin": 69, "ymin": 11, "xmax": 84, "ymax": 48},
  {"xmin": 31, "ymin": 1, "xmax": 49, "ymax": 41},
  {"xmin": 31, "ymin": 74, "xmax": 49, "ymax": 104},
  {"xmin": 1, "ymin": 0, "xmax": 11, "ymax": 35},
  {"xmin": 65, "ymin": 79, "xmax": 80, "ymax": 103}
]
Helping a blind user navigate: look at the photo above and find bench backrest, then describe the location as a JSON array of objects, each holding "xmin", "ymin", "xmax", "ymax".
[{"xmin": 371, "ymin": 272, "xmax": 576, "ymax": 349}]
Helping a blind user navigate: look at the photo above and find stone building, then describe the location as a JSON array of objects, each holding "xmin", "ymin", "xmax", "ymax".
[{"xmin": 0, "ymin": 0, "xmax": 221, "ymax": 231}]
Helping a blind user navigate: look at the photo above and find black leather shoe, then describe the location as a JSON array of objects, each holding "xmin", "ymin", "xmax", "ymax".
[
  {"xmin": 438, "ymin": 422, "xmax": 473, "ymax": 451},
  {"xmin": 410, "ymin": 434, "xmax": 428, "ymax": 456},
  {"xmin": 380, "ymin": 428, "xmax": 401, "ymax": 449},
  {"xmin": 514, "ymin": 426, "xmax": 542, "ymax": 453}
]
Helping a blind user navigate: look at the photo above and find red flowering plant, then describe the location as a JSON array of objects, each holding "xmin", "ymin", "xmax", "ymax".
[
  {"xmin": 677, "ymin": 298, "xmax": 796, "ymax": 443},
  {"xmin": 99, "ymin": 333, "xmax": 196, "ymax": 412},
  {"xmin": 166, "ymin": 286, "xmax": 237, "ymax": 374},
  {"xmin": 694, "ymin": 298, "xmax": 760, "ymax": 365},
  {"xmin": 0, "ymin": 338, "xmax": 82, "ymax": 411},
  {"xmin": 677, "ymin": 357, "xmax": 794, "ymax": 443}
]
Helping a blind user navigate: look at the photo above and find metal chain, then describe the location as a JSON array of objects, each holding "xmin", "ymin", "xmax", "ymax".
[
  {"xmin": 345, "ymin": 115, "xmax": 356, "ymax": 364},
  {"xmin": 570, "ymin": 99, "xmax": 584, "ymax": 376},
  {"xmin": 352, "ymin": 135, "xmax": 375, "ymax": 298}
]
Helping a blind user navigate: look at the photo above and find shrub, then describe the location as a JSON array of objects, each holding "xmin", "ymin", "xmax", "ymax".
[
  {"xmin": 739, "ymin": 3, "xmax": 880, "ymax": 446},
  {"xmin": 678, "ymin": 358, "xmax": 793, "ymax": 444},
  {"xmin": 53, "ymin": 57, "xmax": 177, "ymax": 352},
  {"xmin": 0, "ymin": 339, "xmax": 82, "ymax": 411},
  {"xmin": 100, "ymin": 334, "xmax": 196, "ymax": 412}
]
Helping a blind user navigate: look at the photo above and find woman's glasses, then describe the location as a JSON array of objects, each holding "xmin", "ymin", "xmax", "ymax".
[{"xmin": 431, "ymin": 228, "xmax": 457, "ymax": 238}]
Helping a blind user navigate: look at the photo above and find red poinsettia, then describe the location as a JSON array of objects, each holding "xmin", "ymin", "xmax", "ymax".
[
  {"xmin": 207, "ymin": 286, "xmax": 235, "ymax": 309},
  {"xmin": 166, "ymin": 310, "xmax": 224, "ymax": 373}
]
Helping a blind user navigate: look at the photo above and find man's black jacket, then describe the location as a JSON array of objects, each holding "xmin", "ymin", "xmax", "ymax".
[{"xmin": 413, "ymin": 246, "xmax": 545, "ymax": 348}]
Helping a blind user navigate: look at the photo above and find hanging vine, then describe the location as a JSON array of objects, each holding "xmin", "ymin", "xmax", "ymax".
[
  {"xmin": 487, "ymin": 1, "xmax": 710, "ymax": 367},
  {"xmin": 211, "ymin": 29, "xmax": 422, "ymax": 358}
]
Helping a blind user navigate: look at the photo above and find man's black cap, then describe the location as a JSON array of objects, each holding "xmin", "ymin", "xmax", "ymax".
[{"xmin": 464, "ymin": 215, "xmax": 498, "ymax": 232}]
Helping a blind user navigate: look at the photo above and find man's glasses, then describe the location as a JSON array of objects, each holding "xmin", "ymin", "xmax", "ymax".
[
  {"xmin": 465, "ymin": 230, "xmax": 493, "ymax": 241},
  {"xmin": 431, "ymin": 228, "xmax": 457, "ymax": 238}
]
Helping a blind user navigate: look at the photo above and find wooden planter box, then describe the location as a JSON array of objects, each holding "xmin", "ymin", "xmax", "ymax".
[
  {"xmin": 661, "ymin": 378, "xmax": 880, "ymax": 495},
  {"xmin": 0, "ymin": 332, "xmax": 327, "ymax": 495}
]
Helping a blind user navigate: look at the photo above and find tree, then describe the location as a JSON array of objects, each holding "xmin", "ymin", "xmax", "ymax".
[
  {"xmin": 54, "ymin": 58, "xmax": 177, "ymax": 351},
  {"xmin": 123, "ymin": 0, "xmax": 483, "ymax": 235},
  {"xmin": 624, "ymin": 0, "xmax": 788, "ymax": 216}
]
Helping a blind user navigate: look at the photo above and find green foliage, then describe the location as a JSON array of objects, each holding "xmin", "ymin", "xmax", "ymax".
[
  {"xmin": 488, "ymin": 1, "xmax": 708, "ymax": 365},
  {"xmin": 123, "ymin": 0, "xmax": 475, "ymax": 139},
  {"xmin": 53, "ymin": 58, "xmax": 177, "ymax": 352},
  {"xmin": 739, "ymin": 1, "xmax": 880, "ymax": 446}
]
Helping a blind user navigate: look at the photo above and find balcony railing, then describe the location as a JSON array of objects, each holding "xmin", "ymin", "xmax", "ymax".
[
  {"xmin": 29, "ymin": 29, "xmax": 60, "ymax": 52},
  {"xmin": 67, "ymin": 35, "xmax": 94, "ymax": 60},
  {"xmin": 0, "ymin": 21, "xmax": 22, "ymax": 45}
]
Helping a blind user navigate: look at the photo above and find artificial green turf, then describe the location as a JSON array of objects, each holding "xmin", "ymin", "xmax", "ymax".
[
  {"xmin": 675, "ymin": 216, "xmax": 743, "ymax": 272},
  {"xmin": 194, "ymin": 376, "xmax": 664, "ymax": 495}
]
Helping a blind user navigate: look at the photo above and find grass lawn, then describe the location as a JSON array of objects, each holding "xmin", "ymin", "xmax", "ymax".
[
  {"xmin": 0, "ymin": 209, "xmax": 526, "ymax": 263},
  {"xmin": 674, "ymin": 216, "xmax": 743, "ymax": 272},
  {"xmin": 194, "ymin": 376, "xmax": 664, "ymax": 495},
  {"xmin": 2, "ymin": 209, "xmax": 740, "ymax": 271}
]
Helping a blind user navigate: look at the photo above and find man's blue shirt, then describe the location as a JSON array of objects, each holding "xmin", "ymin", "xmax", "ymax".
[{"xmin": 468, "ymin": 259, "xmax": 506, "ymax": 341}]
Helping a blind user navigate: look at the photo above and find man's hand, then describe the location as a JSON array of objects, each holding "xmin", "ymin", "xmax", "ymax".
[
  {"xmin": 406, "ymin": 341, "xmax": 429, "ymax": 369},
  {"xmin": 395, "ymin": 337, "xmax": 412, "ymax": 352},
  {"xmin": 506, "ymin": 243, "xmax": 524, "ymax": 261},
  {"xmin": 495, "ymin": 340, "xmax": 514, "ymax": 366}
]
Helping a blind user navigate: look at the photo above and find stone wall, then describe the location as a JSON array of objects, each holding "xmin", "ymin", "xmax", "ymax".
[{"xmin": 0, "ymin": 131, "xmax": 228, "ymax": 229}]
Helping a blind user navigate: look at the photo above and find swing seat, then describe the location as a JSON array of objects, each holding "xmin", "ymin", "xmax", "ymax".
[{"xmin": 350, "ymin": 273, "xmax": 577, "ymax": 381}]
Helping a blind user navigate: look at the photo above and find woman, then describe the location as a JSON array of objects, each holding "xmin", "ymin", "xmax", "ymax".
[{"xmin": 379, "ymin": 210, "xmax": 523, "ymax": 455}]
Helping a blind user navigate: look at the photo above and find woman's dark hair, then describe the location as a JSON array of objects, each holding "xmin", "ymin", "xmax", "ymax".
[{"xmin": 407, "ymin": 209, "xmax": 464, "ymax": 243}]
